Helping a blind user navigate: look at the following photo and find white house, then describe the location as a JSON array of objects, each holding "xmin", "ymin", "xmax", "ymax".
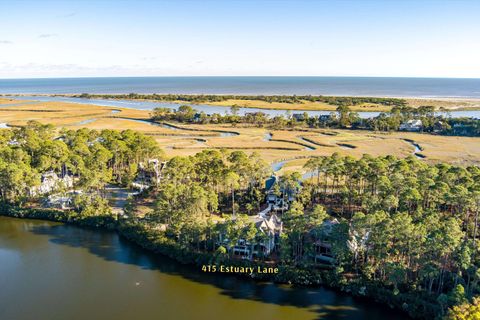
[
  {"xmin": 399, "ymin": 119, "xmax": 423, "ymax": 132},
  {"xmin": 44, "ymin": 194, "xmax": 72, "ymax": 209},
  {"xmin": 222, "ymin": 213, "xmax": 283, "ymax": 260},
  {"xmin": 30, "ymin": 171, "xmax": 74, "ymax": 196},
  {"xmin": 43, "ymin": 190, "xmax": 84, "ymax": 210},
  {"xmin": 7, "ymin": 139, "xmax": 20, "ymax": 146}
]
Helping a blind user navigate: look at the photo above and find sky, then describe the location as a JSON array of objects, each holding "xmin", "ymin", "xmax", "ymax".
[{"xmin": 0, "ymin": 0, "xmax": 480, "ymax": 79}]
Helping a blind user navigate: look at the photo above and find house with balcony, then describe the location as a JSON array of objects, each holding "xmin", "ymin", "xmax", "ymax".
[
  {"xmin": 311, "ymin": 219, "xmax": 340, "ymax": 264},
  {"xmin": 220, "ymin": 213, "xmax": 283, "ymax": 260},
  {"xmin": 132, "ymin": 159, "xmax": 167, "ymax": 190}
]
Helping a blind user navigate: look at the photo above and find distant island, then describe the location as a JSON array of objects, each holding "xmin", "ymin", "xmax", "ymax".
[{"xmin": 63, "ymin": 93, "xmax": 480, "ymax": 112}]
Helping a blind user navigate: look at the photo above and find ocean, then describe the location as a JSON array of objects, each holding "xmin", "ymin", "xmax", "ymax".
[{"xmin": 1, "ymin": 76, "xmax": 480, "ymax": 97}]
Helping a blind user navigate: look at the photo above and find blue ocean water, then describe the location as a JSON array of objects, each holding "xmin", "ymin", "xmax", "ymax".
[{"xmin": 1, "ymin": 76, "xmax": 480, "ymax": 97}]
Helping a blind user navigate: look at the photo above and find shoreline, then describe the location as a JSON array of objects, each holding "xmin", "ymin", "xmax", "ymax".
[
  {"xmin": 0, "ymin": 214, "xmax": 412, "ymax": 320},
  {"xmin": 3, "ymin": 93, "xmax": 480, "ymax": 112},
  {"xmin": 0, "ymin": 206, "xmax": 436, "ymax": 319},
  {"xmin": 4, "ymin": 92, "xmax": 480, "ymax": 100}
]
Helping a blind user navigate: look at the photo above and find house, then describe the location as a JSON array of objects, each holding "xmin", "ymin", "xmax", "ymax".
[
  {"xmin": 312, "ymin": 219, "xmax": 339, "ymax": 264},
  {"xmin": 266, "ymin": 193, "xmax": 277, "ymax": 204},
  {"xmin": 7, "ymin": 139, "xmax": 20, "ymax": 146},
  {"xmin": 433, "ymin": 120, "xmax": 448, "ymax": 133},
  {"xmin": 399, "ymin": 119, "xmax": 423, "ymax": 131},
  {"xmin": 265, "ymin": 176, "xmax": 278, "ymax": 204},
  {"xmin": 292, "ymin": 113, "xmax": 306, "ymax": 122},
  {"xmin": 30, "ymin": 171, "xmax": 74, "ymax": 196},
  {"xmin": 318, "ymin": 115, "xmax": 331, "ymax": 122},
  {"xmin": 221, "ymin": 213, "xmax": 283, "ymax": 260},
  {"xmin": 450, "ymin": 121, "xmax": 477, "ymax": 135},
  {"xmin": 272, "ymin": 198, "xmax": 289, "ymax": 212},
  {"xmin": 87, "ymin": 137, "xmax": 106, "ymax": 147},
  {"xmin": 274, "ymin": 183, "xmax": 300, "ymax": 211},
  {"xmin": 264, "ymin": 175, "xmax": 300, "ymax": 211},
  {"xmin": 312, "ymin": 218, "xmax": 373, "ymax": 265},
  {"xmin": 43, "ymin": 194, "xmax": 73, "ymax": 209},
  {"xmin": 132, "ymin": 159, "xmax": 167, "ymax": 190},
  {"xmin": 192, "ymin": 113, "xmax": 203, "ymax": 123},
  {"xmin": 265, "ymin": 175, "xmax": 277, "ymax": 191}
]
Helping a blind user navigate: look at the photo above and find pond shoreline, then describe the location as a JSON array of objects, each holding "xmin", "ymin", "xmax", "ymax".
[{"xmin": 0, "ymin": 205, "xmax": 438, "ymax": 319}]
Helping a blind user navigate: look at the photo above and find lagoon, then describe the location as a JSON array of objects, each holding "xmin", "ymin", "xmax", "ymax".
[
  {"xmin": 0, "ymin": 216, "xmax": 408, "ymax": 320},
  {"xmin": 6, "ymin": 95, "xmax": 480, "ymax": 119}
]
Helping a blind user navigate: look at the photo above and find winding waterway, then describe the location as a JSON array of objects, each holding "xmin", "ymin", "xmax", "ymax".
[
  {"xmin": 0, "ymin": 216, "xmax": 408, "ymax": 320},
  {"xmin": 5, "ymin": 95, "xmax": 480, "ymax": 119}
]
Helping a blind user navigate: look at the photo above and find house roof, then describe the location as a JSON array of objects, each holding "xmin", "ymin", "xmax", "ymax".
[
  {"xmin": 403, "ymin": 119, "xmax": 423, "ymax": 126},
  {"xmin": 265, "ymin": 176, "xmax": 276, "ymax": 190},
  {"xmin": 250, "ymin": 213, "xmax": 282, "ymax": 234}
]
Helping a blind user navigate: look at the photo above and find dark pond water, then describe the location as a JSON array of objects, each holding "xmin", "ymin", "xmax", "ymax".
[{"xmin": 0, "ymin": 216, "xmax": 409, "ymax": 320}]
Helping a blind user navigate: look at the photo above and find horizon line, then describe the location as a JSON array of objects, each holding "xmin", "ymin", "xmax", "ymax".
[{"xmin": 1, "ymin": 75, "xmax": 480, "ymax": 81}]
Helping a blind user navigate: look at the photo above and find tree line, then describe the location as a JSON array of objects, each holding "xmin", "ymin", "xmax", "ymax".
[
  {"xmin": 299, "ymin": 153, "xmax": 480, "ymax": 316},
  {"xmin": 150, "ymin": 104, "xmax": 480, "ymax": 137},
  {"xmin": 75, "ymin": 93, "xmax": 407, "ymax": 108},
  {"xmin": 143, "ymin": 149, "xmax": 272, "ymax": 245},
  {"xmin": 0, "ymin": 121, "xmax": 162, "ymax": 216},
  {"xmin": 127, "ymin": 149, "xmax": 480, "ymax": 318}
]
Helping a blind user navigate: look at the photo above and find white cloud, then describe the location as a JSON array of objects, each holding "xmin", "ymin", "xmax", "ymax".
[{"xmin": 38, "ymin": 34, "xmax": 58, "ymax": 39}]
